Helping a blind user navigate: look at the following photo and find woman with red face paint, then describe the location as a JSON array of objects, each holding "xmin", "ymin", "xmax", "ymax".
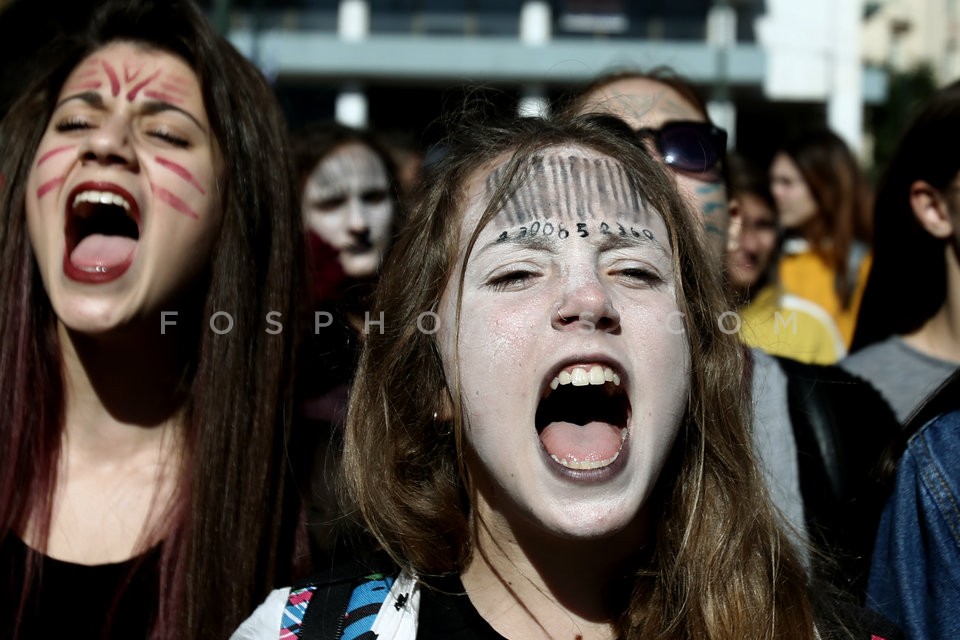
[
  {"xmin": 233, "ymin": 115, "xmax": 902, "ymax": 639},
  {"xmin": 0, "ymin": 1, "xmax": 306, "ymax": 638}
]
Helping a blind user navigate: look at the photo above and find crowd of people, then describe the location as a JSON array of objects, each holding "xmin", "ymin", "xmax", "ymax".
[{"xmin": 1, "ymin": 0, "xmax": 958, "ymax": 638}]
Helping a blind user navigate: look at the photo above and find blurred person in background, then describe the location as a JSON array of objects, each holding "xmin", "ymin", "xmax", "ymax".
[
  {"xmin": 292, "ymin": 122, "xmax": 402, "ymax": 567},
  {"xmin": 727, "ymin": 153, "xmax": 845, "ymax": 364},
  {"xmin": 840, "ymin": 82, "xmax": 960, "ymax": 425},
  {"xmin": 769, "ymin": 130, "xmax": 873, "ymax": 347}
]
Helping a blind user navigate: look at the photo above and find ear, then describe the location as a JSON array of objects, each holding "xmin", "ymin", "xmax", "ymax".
[
  {"xmin": 726, "ymin": 197, "xmax": 742, "ymax": 253},
  {"xmin": 910, "ymin": 180, "xmax": 955, "ymax": 239},
  {"xmin": 435, "ymin": 386, "xmax": 455, "ymax": 422}
]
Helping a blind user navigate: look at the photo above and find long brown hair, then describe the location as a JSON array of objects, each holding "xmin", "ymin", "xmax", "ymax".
[
  {"xmin": 779, "ymin": 129, "xmax": 873, "ymax": 307},
  {"xmin": 342, "ymin": 113, "xmax": 816, "ymax": 637},
  {"xmin": 0, "ymin": 0, "xmax": 305, "ymax": 636}
]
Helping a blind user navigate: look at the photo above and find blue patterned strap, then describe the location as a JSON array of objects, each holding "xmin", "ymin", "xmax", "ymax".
[
  {"xmin": 341, "ymin": 573, "xmax": 395, "ymax": 640},
  {"xmin": 278, "ymin": 573, "xmax": 395, "ymax": 640},
  {"xmin": 280, "ymin": 585, "xmax": 318, "ymax": 639}
]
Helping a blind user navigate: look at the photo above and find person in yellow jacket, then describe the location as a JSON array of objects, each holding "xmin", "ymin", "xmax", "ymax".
[
  {"xmin": 727, "ymin": 154, "xmax": 846, "ymax": 364},
  {"xmin": 769, "ymin": 129, "xmax": 873, "ymax": 347}
]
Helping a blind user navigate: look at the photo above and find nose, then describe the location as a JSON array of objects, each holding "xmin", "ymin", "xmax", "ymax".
[
  {"xmin": 79, "ymin": 116, "xmax": 137, "ymax": 168},
  {"xmin": 346, "ymin": 197, "xmax": 369, "ymax": 235},
  {"xmin": 552, "ymin": 271, "xmax": 621, "ymax": 333},
  {"xmin": 738, "ymin": 227, "xmax": 761, "ymax": 254}
]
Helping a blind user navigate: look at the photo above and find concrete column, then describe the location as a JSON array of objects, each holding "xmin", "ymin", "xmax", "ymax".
[
  {"xmin": 827, "ymin": 0, "xmax": 864, "ymax": 154},
  {"xmin": 336, "ymin": 0, "xmax": 370, "ymax": 127},
  {"xmin": 336, "ymin": 86, "xmax": 368, "ymax": 128},
  {"xmin": 518, "ymin": 1, "xmax": 551, "ymax": 117},
  {"xmin": 706, "ymin": 1, "xmax": 737, "ymax": 148}
]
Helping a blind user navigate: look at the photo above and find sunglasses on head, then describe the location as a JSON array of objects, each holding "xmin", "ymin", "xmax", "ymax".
[{"xmin": 634, "ymin": 120, "xmax": 728, "ymax": 178}]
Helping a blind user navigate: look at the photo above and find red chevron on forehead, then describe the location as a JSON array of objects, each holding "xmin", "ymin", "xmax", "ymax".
[{"xmin": 101, "ymin": 60, "xmax": 120, "ymax": 97}]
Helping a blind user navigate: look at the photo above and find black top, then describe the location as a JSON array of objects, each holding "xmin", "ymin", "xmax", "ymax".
[
  {"xmin": 0, "ymin": 535, "xmax": 161, "ymax": 640},
  {"xmin": 418, "ymin": 573, "xmax": 505, "ymax": 639}
]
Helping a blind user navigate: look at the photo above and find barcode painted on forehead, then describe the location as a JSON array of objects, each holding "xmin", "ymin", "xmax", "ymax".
[{"xmin": 486, "ymin": 154, "xmax": 642, "ymax": 227}]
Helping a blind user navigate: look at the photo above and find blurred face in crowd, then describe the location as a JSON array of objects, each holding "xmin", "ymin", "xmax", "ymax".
[
  {"xmin": 769, "ymin": 152, "xmax": 817, "ymax": 231},
  {"xmin": 726, "ymin": 192, "xmax": 778, "ymax": 292},
  {"xmin": 573, "ymin": 77, "xmax": 730, "ymax": 257},
  {"xmin": 302, "ymin": 142, "xmax": 394, "ymax": 279}
]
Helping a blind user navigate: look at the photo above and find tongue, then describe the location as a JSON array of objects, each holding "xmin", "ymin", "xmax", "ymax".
[
  {"xmin": 539, "ymin": 421, "xmax": 623, "ymax": 463},
  {"xmin": 69, "ymin": 234, "xmax": 137, "ymax": 269}
]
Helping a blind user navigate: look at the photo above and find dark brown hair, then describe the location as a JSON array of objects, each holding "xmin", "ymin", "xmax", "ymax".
[
  {"xmin": 852, "ymin": 81, "xmax": 960, "ymax": 351},
  {"xmin": 342, "ymin": 113, "xmax": 816, "ymax": 637},
  {"xmin": 0, "ymin": 0, "xmax": 304, "ymax": 636}
]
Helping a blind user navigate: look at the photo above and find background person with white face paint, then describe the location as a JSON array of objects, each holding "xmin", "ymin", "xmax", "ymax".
[
  {"xmin": 291, "ymin": 122, "xmax": 402, "ymax": 566},
  {"xmin": 231, "ymin": 115, "xmax": 905, "ymax": 639},
  {"xmin": 296, "ymin": 122, "xmax": 398, "ymax": 284}
]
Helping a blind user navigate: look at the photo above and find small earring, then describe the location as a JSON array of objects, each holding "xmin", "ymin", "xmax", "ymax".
[{"xmin": 432, "ymin": 412, "xmax": 438, "ymax": 420}]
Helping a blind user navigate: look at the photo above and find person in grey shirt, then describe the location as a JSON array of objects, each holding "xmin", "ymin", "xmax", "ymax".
[{"xmin": 842, "ymin": 81, "xmax": 960, "ymax": 424}]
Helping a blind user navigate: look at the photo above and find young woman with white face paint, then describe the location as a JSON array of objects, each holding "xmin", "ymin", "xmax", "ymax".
[
  {"xmin": 0, "ymin": 1, "xmax": 305, "ymax": 637},
  {"xmin": 295, "ymin": 123, "xmax": 398, "ymax": 286},
  {"xmin": 291, "ymin": 123, "xmax": 402, "ymax": 565},
  {"xmin": 231, "ymin": 115, "xmax": 866, "ymax": 640}
]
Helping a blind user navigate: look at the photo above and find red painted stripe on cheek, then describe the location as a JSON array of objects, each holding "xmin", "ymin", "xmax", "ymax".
[
  {"xmin": 101, "ymin": 61, "xmax": 120, "ymax": 97},
  {"xmin": 36, "ymin": 145, "xmax": 77, "ymax": 167},
  {"xmin": 37, "ymin": 176, "xmax": 65, "ymax": 199},
  {"xmin": 152, "ymin": 183, "xmax": 199, "ymax": 220},
  {"xmin": 155, "ymin": 156, "xmax": 206, "ymax": 195},
  {"xmin": 126, "ymin": 70, "xmax": 161, "ymax": 102}
]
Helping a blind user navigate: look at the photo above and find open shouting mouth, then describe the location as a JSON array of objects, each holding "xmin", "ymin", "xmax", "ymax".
[
  {"xmin": 63, "ymin": 182, "xmax": 141, "ymax": 284},
  {"xmin": 536, "ymin": 363, "xmax": 630, "ymax": 476}
]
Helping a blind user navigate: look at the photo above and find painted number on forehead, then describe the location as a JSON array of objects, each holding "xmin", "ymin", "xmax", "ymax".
[
  {"xmin": 486, "ymin": 154, "xmax": 642, "ymax": 227},
  {"xmin": 495, "ymin": 220, "xmax": 657, "ymax": 243}
]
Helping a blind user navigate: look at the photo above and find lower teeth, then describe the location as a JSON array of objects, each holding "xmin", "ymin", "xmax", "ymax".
[{"xmin": 551, "ymin": 450, "xmax": 620, "ymax": 470}]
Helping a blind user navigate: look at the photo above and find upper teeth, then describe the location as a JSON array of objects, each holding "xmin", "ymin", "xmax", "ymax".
[
  {"xmin": 73, "ymin": 190, "xmax": 131, "ymax": 212},
  {"xmin": 550, "ymin": 365, "xmax": 620, "ymax": 390}
]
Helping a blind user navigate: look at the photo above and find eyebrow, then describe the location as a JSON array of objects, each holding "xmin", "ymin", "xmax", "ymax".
[
  {"xmin": 478, "ymin": 232, "xmax": 558, "ymax": 256},
  {"xmin": 55, "ymin": 92, "xmax": 208, "ymax": 134},
  {"xmin": 595, "ymin": 229, "xmax": 669, "ymax": 256}
]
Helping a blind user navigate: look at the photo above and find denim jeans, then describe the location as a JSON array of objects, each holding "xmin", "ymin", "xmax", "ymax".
[{"xmin": 867, "ymin": 410, "xmax": 960, "ymax": 639}]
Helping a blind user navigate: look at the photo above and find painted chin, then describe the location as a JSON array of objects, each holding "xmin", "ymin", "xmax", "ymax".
[{"xmin": 339, "ymin": 251, "xmax": 380, "ymax": 278}]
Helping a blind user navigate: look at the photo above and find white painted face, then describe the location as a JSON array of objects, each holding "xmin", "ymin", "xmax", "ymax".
[
  {"xmin": 302, "ymin": 142, "xmax": 394, "ymax": 279},
  {"xmin": 437, "ymin": 145, "xmax": 691, "ymax": 541},
  {"xmin": 26, "ymin": 42, "xmax": 220, "ymax": 335},
  {"xmin": 574, "ymin": 77, "xmax": 731, "ymax": 257},
  {"xmin": 769, "ymin": 153, "xmax": 817, "ymax": 231}
]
